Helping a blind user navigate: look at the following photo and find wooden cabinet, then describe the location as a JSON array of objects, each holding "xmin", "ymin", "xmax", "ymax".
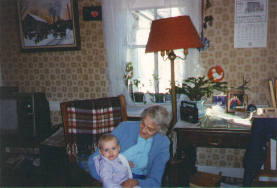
[{"xmin": 173, "ymin": 126, "xmax": 251, "ymax": 186}]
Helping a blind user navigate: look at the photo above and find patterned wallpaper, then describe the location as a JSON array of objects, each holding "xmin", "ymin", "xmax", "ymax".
[
  {"xmin": 0, "ymin": 0, "xmax": 108, "ymax": 125},
  {"xmin": 201, "ymin": 0, "xmax": 277, "ymax": 107},
  {"xmin": 0, "ymin": 0, "xmax": 276, "ymax": 169},
  {"xmin": 198, "ymin": 0, "xmax": 277, "ymax": 168}
]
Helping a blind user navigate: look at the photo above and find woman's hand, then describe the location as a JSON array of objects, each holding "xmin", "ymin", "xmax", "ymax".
[
  {"xmin": 121, "ymin": 179, "xmax": 138, "ymax": 187},
  {"xmin": 128, "ymin": 161, "xmax": 134, "ymax": 168}
]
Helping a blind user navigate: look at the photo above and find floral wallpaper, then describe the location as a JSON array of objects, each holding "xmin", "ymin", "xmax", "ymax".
[
  {"xmin": 198, "ymin": 0, "xmax": 277, "ymax": 168},
  {"xmin": 0, "ymin": 0, "xmax": 108, "ymax": 125},
  {"xmin": 200, "ymin": 0, "xmax": 277, "ymax": 106},
  {"xmin": 0, "ymin": 0, "xmax": 276, "ymax": 169}
]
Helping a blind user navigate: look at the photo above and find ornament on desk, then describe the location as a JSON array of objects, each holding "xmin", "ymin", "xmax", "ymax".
[
  {"xmin": 237, "ymin": 75, "xmax": 249, "ymax": 93},
  {"xmin": 207, "ymin": 65, "xmax": 224, "ymax": 82},
  {"xmin": 247, "ymin": 104, "xmax": 257, "ymax": 113}
]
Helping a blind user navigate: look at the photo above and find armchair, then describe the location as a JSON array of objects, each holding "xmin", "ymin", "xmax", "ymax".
[{"xmin": 60, "ymin": 95, "xmax": 127, "ymax": 186}]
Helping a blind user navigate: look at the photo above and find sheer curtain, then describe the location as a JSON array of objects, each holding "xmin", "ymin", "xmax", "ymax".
[
  {"xmin": 101, "ymin": 0, "xmax": 132, "ymax": 104},
  {"xmin": 102, "ymin": 0, "xmax": 202, "ymax": 105}
]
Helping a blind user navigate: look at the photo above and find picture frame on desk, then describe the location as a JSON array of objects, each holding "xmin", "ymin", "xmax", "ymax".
[
  {"xmin": 226, "ymin": 90, "xmax": 248, "ymax": 113},
  {"xmin": 212, "ymin": 95, "xmax": 226, "ymax": 108}
]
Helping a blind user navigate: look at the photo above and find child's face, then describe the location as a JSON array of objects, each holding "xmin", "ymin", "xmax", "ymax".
[{"xmin": 99, "ymin": 139, "xmax": 120, "ymax": 161}]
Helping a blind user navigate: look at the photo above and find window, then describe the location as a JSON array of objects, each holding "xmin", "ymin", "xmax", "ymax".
[
  {"xmin": 101, "ymin": 0, "xmax": 201, "ymax": 105},
  {"xmin": 127, "ymin": 7, "xmax": 187, "ymax": 94}
]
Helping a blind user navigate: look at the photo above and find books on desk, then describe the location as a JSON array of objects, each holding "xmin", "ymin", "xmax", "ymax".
[
  {"xmin": 255, "ymin": 108, "xmax": 277, "ymax": 118},
  {"xmin": 175, "ymin": 106, "xmax": 276, "ymax": 129},
  {"xmin": 174, "ymin": 120, "xmax": 201, "ymax": 128},
  {"xmin": 201, "ymin": 106, "xmax": 251, "ymax": 128}
]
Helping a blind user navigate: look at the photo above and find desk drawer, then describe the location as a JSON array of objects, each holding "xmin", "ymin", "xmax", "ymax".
[
  {"xmin": 200, "ymin": 133, "xmax": 248, "ymax": 148},
  {"xmin": 177, "ymin": 129, "xmax": 250, "ymax": 149}
]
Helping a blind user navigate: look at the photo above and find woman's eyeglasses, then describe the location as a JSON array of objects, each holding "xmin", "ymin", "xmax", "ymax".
[{"xmin": 140, "ymin": 120, "xmax": 158, "ymax": 135}]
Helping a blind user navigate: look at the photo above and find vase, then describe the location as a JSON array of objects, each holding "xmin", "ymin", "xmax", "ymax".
[{"xmin": 191, "ymin": 100, "xmax": 205, "ymax": 119}]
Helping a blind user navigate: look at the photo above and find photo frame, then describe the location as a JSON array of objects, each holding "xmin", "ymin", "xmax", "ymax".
[
  {"xmin": 17, "ymin": 0, "xmax": 80, "ymax": 52},
  {"xmin": 83, "ymin": 6, "xmax": 102, "ymax": 21},
  {"xmin": 212, "ymin": 95, "xmax": 226, "ymax": 108},
  {"xmin": 226, "ymin": 90, "xmax": 248, "ymax": 113}
]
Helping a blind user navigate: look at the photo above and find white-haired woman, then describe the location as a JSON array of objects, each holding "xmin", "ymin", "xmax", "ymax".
[{"xmin": 88, "ymin": 105, "xmax": 171, "ymax": 187}]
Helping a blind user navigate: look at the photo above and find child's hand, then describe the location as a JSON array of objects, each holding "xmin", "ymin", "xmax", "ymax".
[
  {"xmin": 121, "ymin": 179, "xmax": 138, "ymax": 187},
  {"xmin": 128, "ymin": 161, "xmax": 134, "ymax": 168}
]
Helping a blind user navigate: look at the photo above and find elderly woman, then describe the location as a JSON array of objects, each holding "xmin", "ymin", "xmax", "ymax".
[{"xmin": 88, "ymin": 105, "xmax": 171, "ymax": 187}]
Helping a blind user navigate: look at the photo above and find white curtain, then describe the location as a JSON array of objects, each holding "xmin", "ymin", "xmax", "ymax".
[
  {"xmin": 101, "ymin": 0, "xmax": 132, "ymax": 104},
  {"xmin": 102, "ymin": 0, "xmax": 202, "ymax": 105}
]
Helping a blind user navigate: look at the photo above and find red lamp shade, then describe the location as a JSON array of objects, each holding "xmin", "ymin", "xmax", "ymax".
[{"xmin": 145, "ymin": 16, "xmax": 204, "ymax": 53}]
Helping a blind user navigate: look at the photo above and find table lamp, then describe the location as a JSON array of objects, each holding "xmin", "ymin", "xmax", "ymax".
[{"xmin": 145, "ymin": 15, "xmax": 204, "ymax": 126}]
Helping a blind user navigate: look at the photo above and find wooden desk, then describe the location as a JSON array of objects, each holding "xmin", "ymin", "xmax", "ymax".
[{"xmin": 174, "ymin": 122, "xmax": 251, "ymax": 186}]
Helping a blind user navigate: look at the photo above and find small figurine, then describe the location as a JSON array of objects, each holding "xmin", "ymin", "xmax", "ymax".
[{"xmin": 237, "ymin": 76, "xmax": 249, "ymax": 93}]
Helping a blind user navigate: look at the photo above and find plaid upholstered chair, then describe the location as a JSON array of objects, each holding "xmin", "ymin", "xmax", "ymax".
[{"xmin": 60, "ymin": 95, "xmax": 128, "ymax": 186}]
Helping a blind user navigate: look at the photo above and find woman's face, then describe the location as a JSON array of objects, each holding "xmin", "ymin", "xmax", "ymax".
[{"xmin": 139, "ymin": 115, "xmax": 159, "ymax": 139}]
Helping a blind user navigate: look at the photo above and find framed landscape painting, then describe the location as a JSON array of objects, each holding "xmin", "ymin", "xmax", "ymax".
[{"xmin": 16, "ymin": 0, "xmax": 80, "ymax": 52}]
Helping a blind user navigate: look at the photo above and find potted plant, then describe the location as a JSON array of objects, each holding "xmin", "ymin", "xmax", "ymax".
[
  {"xmin": 176, "ymin": 76, "xmax": 228, "ymax": 118},
  {"xmin": 123, "ymin": 62, "xmax": 145, "ymax": 103},
  {"xmin": 123, "ymin": 62, "xmax": 134, "ymax": 91},
  {"xmin": 176, "ymin": 76, "xmax": 228, "ymax": 101},
  {"xmin": 131, "ymin": 79, "xmax": 145, "ymax": 103}
]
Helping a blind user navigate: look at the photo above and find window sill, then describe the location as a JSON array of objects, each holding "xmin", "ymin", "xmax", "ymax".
[{"xmin": 126, "ymin": 103, "xmax": 172, "ymax": 117}]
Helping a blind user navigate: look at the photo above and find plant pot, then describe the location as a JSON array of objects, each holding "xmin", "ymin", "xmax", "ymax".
[
  {"xmin": 131, "ymin": 92, "xmax": 144, "ymax": 103},
  {"xmin": 154, "ymin": 94, "xmax": 165, "ymax": 103}
]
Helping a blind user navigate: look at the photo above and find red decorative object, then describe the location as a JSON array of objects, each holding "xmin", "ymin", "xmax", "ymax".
[
  {"xmin": 83, "ymin": 6, "xmax": 102, "ymax": 21},
  {"xmin": 90, "ymin": 11, "xmax": 99, "ymax": 18},
  {"xmin": 208, "ymin": 65, "xmax": 224, "ymax": 82}
]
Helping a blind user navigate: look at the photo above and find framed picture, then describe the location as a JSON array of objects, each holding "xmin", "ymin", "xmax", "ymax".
[
  {"xmin": 226, "ymin": 90, "xmax": 248, "ymax": 113},
  {"xmin": 16, "ymin": 0, "xmax": 80, "ymax": 52},
  {"xmin": 83, "ymin": 6, "xmax": 102, "ymax": 21},
  {"xmin": 212, "ymin": 95, "xmax": 226, "ymax": 108}
]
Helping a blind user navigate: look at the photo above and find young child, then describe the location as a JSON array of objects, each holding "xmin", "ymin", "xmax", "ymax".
[{"xmin": 93, "ymin": 134, "xmax": 137, "ymax": 188}]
